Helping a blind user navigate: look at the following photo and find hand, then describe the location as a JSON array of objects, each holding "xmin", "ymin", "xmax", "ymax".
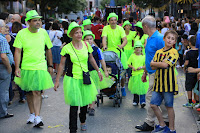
[
  {"xmin": 150, "ymin": 60, "xmax": 154, "ymax": 67},
  {"xmin": 7, "ymin": 65, "xmax": 12, "ymax": 74},
  {"xmin": 118, "ymin": 45, "xmax": 123, "ymax": 49},
  {"xmin": 48, "ymin": 67, "xmax": 53, "ymax": 76},
  {"xmin": 137, "ymin": 67, "xmax": 142, "ymax": 71},
  {"xmin": 104, "ymin": 71, "xmax": 109, "ymax": 77},
  {"xmin": 98, "ymin": 71, "xmax": 103, "ymax": 81},
  {"xmin": 187, "ymin": 67, "xmax": 195, "ymax": 73},
  {"xmin": 54, "ymin": 81, "xmax": 59, "ymax": 91},
  {"xmin": 103, "ymin": 46, "xmax": 107, "ymax": 51},
  {"xmin": 98, "ymin": 29, "xmax": 103, "ymax": 32},
  {"xmin": 15, "ymin": 68, "xmax": 21, "ymax": 77},
  {"xmin": 141, "ymin": 72, "xmax": 147, "ymax": 82},
  {"xmin": 132, "ymin": 67, "xmax": 136, "ymax": 71}
]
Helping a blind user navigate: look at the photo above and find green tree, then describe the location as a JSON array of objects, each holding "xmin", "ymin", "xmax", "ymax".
[{"xmin": 32, "ymin": 0, "xmax": 86, "ymax": 16}]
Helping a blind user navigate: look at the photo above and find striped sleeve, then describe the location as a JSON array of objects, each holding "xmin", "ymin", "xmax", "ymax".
[{"xmin": 164, "ymin": 50, "xmax": 179, "ymax": 67}]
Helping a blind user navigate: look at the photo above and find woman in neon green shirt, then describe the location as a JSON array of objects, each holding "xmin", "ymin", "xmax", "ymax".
[
  {"xmin": 123, "ymin": 20, "xmax": 137, "ymax": 60},
  {"xmin": 134, "ymin": 21, "xmax": 148, "ymax": 54},
  {"xmin": 54, "ymin": 22, "xmax": 103, "ymax": 133}
]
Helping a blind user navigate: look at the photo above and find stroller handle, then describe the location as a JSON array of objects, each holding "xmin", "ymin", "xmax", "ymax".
[
  {"xmin": 109, "ymin": 74, "xmax": 118, "ymax": 81},
  {"xmin": 116, "ymin": 48, "xmax": 123, "ymax": 58}
]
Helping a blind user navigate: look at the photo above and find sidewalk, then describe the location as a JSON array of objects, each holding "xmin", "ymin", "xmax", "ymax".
[{"xmin": 0, "ymin": 70, "xmax": 198, "ymax": 133}]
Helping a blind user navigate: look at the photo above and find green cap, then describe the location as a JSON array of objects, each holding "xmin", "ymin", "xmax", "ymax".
[
  {"xmin": 134, "ymin": 41, "xmax": 144, "ymax": 48},
  {"xmin": 107, "ymin": 12, "xmax": 118, "ymax": 22},
  {"xmin": 25, "ymin": 10, "xmax": 42, "ymax": 21},
  {"xmin": 134, "ymin": 21, "xmax": 143, "ymax": 29},
  {"xmin": 122, "ymin": 20, "xmax": 132, "ymax": 28},
  {"xmin": 82, "ymin": 19, "xmax": 93, "ymax": 26},
  {"xmin": 82, "ymin": 30, "xmax": 95, "ymax": 40},
  {"xmin": 67, "ymin": 22, "xmax": 83, "ymax": 38}
]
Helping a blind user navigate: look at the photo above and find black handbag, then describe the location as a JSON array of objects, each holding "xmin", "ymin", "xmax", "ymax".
[{"xmin": 71, "ymin": 43, "xmax": 91, "ymax": 85}]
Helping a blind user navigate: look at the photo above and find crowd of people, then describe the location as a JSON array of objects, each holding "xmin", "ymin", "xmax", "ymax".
[{"xmin": 0, "ymin": 9, "xmax": 200, "ymax": 133}]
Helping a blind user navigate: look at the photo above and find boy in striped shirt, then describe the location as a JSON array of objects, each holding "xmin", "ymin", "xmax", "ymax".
[{"xmin": 150, "ymin": 30, "xmax": 179, "ymax": 133}]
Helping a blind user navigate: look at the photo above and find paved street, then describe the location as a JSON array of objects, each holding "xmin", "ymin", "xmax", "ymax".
[{"xmin": 0, "ymin": 68, "xmax": 199, "ymax": 133}]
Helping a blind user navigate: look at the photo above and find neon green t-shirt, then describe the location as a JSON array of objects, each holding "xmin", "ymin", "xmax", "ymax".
[
  {"xmin": 127, "ymin": 53, "xmax": 145, "ymax": 76},
  {"xmin": 124, "ymin": 31, "xmax": 136, "ymax": 50},
  {"xmin": 134, "ymin": 34, "xmax": 148, "ymax": 45},
  {"xmin": 60, "ymin": 41, "xmax": 93, "ymax": 79},
  {"xmin": 13, "ymin": 28, "xmax": 53, "ymax": 70},
  {"xmin": 102, "ymin": 25, "xmax": 126, "ymax": 51}
]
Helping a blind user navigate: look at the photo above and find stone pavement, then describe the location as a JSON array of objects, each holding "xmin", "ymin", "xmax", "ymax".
[{"xmin": 0, "ymin": 68, "xmax": 199, "ymax": 133}]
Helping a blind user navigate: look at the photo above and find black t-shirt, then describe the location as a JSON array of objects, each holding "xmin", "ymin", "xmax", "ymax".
[{"xmin": 185, "ymin": 50, "xmax": 198, "ymax": 68}]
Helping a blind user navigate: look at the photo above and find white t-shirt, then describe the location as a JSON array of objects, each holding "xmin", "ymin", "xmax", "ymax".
[
  {"xmin": 184, "ymin": 23, "xmax": 191, "ymax": 33},
  {"xmin": 49, "ymin": 30, "xmax": 63, "ymax": 46},
  {"xmin": 161, "ymin": 28, "xmax": 169, "ymax": 35}
]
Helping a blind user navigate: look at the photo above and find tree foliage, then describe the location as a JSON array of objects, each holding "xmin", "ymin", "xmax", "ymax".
[{"xmin": 30, "ymin": 0, "xmax": 87, "ymax": 15}]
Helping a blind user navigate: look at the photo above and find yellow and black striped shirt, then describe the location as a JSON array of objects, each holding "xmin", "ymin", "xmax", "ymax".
[{"xmin": 153, "ymin": 47, "xmax": 179, "ymax": 95}]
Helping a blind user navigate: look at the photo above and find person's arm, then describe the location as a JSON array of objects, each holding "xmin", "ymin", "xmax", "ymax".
[
  {"xmin": 183, "ymin": 60, "xmax": 189, "ymax": 72},
  {"xmin": 1, "ymin": 53, "xmax": 12, "ymax": 73},
  {"xmin": 54, "ymin": 56, "xmax": 66, "ymax": 91},
  {"xmin": 143, "ymin": 39, "xmax": 147, "ymax": 48},
  {"xmin": 177, "ymin": 44, "xmax": 181, "ymax": 51},
  {"xmin": 136, "ymin": 65, "xmax": 146, "ymax": 71},
  {"xmin": 102, "ymin": 36, "xmax": 107, "ymax": 51},
  {"xmin": 188, "ymin": 67, "xmax": 200, "ymax": 73},
  {"xmin": 46, "ymin": 48, "xmax": 53, "ymax": 76},
  {"xmin": 88, "ymin": 53, "xmax": 103, "ymax": 81},
  {"xmin": 14, "ymin": 48, "xmax": 21, "ymax": 77},
  {"xmin": 100, "ymin": 59, "xmax": 108, "ymax": 77},
  {"xmin": 150, "ymin": 60, "xmax": 168, "ymax": 70},
  {"xmin": 118, "ymin": 37, "xmax": 127, "ymax": 49},
  {"xmin": 128, "ymin": 64, "xmax": 136, "ymax": 71}
]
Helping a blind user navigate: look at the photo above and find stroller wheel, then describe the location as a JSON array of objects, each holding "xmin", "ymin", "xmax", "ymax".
[
  {"xmin": 97, "ymin": 97, "xmax": 100, "ymax": 107},
  {"xmin": 120, "ymin": 96, "xmax": 122, "ymax": 103},
  {"xmin": 101, "ymin": 96, "xmax": 103, "ymax": 103},
  {"xmin": 113, "ymin": 99, "xmax": 116, "ymax": 107},
  {"xmin": 118, "ymin": 99, "xmax": 120, "ymax": 107}
]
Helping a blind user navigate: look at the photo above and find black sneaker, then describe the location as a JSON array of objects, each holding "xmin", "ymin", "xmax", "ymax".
[
  {"xmin": 135, "ymin": 122, "xmax": 154, "ymax": 131},
  {"xmin": 88, "ymin": 108, "xmax": 95, "ymax": 116},
  {"xmin": 141, "ymin": 102, "xmax": 146, "ymax": 108}
]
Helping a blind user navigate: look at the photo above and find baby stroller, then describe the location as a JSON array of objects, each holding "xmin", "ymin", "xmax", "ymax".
[{"xmin": 96, "ymin": 50, "xmax": 126, "ymax": 107}]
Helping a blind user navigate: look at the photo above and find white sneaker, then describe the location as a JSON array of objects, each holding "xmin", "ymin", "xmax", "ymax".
[
  {"xmin": 133, "ymin": 102, "xmax": 138, "ymax": 106},
  {"xmin": 182, "ymin": 65, "xmax": 184, "ymax": 68},
  {"xmin": 27, "ymin": 113, "xmax": 35, "ymax": 124},
  {"xmin": 34, "ymin": 116, "xmax": 44, "ymax": 127},
  {"xmin": 195, "ymin": 103, "xmax": 200, "ymax": 108},
  {"xmin": 42, "ymin": 95, "xmax": 48, "ymax": 99}
]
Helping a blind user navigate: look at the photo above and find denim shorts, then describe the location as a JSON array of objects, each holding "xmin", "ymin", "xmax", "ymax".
[{"xmin": 150, "ymin": 91, "xmax": 174, "ymax": 107}]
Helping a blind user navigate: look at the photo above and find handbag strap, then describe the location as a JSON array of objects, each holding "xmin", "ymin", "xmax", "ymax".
[{"xmin": 70, "ymin": 41, "xmax": 88, "ymax": 72}]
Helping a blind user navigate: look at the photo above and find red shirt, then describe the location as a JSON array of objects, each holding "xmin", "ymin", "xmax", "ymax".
[
  {"xmin": 95, "ymin": 11, "xmax": 101, "ymax": 18},
  {"xmin": 91, "ymin": 24, "xmax": 104, "ymax": 40}
]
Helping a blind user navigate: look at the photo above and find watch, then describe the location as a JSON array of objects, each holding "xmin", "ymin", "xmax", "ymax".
[{"xmin": 48, "ymin": 65, "xmax": 53, "ymax": 68}]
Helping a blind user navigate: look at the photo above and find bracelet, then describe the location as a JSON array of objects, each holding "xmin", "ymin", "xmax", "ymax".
[
  {"xmin": 98, "ymin": 70, "xmax": 101, "ymax": 73},
  {"xmin": 48, "ymin": 65, "xmax": 53, "ymax": 68}
]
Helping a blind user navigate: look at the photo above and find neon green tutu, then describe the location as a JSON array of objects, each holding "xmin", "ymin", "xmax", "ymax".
[
  {"xmin": 14, "ymin": 69, "xmax": 54, "ymax": 91},
  {"xmin": 89, "ymin": 69, "xmax": 114, "ymax": 90},
  {"xmin": 128, "ymin": 73, "xmax": 149, "ymax": 95},
  {"xmin": 63, "ymin": 76, "xmax": 98, "ymax": 107},
  {"xmin": 124, "ymin": 49, "xmax": 134, "ymax": 60}
]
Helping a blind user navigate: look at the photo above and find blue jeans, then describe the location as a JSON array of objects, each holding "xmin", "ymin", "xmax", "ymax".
[
  {"xmin": 0, "ymin": 64, "xmax": 11, "ymax": 117},
  {"xmin": 18, "ymin": 86, "xmax": 26, "ymax": 100},
  {"xmin": 133, "ymin": 94, "xmax": 146, "ymax": 104}
]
